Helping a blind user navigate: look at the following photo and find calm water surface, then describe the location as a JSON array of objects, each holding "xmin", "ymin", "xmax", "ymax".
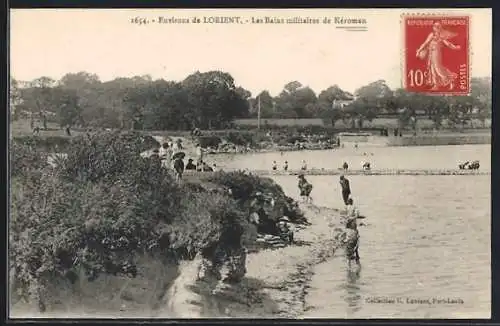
[
  {"xmin": 274, "ymin": 175, "xmax": 490, "ymax": 318},
  {"xmin": 214, "ymin": 144, "xmax": 491, "ymax": 171},
  {"xmin": 218, "ymin": 145, "xmax": 491, "ymax": 318}
]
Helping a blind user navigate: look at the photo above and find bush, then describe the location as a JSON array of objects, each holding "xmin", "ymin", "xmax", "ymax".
[
  {"xmin": 12, "ymin": 136, "xmax": 72, "ymax": 152},
  {"xmin": 140, "ymin": 135, "xmax": 161, "ymax": 152},
  {"xmin": 224, "ymin": 131, "xmax": 255, "ymax": 146},
  {"xmin": 197, "ymin": 135, "xmax": 222, "ymax": 148},
  {"xmin": 10, "ymin": 141, "xmax": 49, "ymax": 177},
  {"xmin": 9, "ymin": 132, "xmax": 252, "ymax": 311},
  {"xmin": 208, "ymin": 171, "xmax": 307, "ymax": 229}
]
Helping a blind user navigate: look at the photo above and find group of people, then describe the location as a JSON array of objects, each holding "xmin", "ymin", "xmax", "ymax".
[
  {"xmin": 152, "ymin": 140, "xmax": 219, "ymax": 181},
  {"xmin": 295, "ymin": 173, "xmax": 362, "ymax": 267},
  {"xmin": 272, "ymin": 160, "xmax": 308, "ymax": 171},
  {"xmin": 458, "ymin": 160, "xmax": 480, "ymax": 170}
]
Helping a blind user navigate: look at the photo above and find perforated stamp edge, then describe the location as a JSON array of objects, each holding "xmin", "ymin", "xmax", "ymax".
[{"xmin": 400, "ymin": 12, "xmax": 472, "ymax": 96}]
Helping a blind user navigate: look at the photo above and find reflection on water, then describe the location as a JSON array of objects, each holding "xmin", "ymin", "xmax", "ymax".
[{"xmin": 345, "ymin": 267, "xmax": 362, "ymax": 314}]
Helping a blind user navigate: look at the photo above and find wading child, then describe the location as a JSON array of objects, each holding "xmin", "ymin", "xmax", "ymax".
[{"xmin": 343, "ymin": 218, "xmax": 360, "ymax": 267}]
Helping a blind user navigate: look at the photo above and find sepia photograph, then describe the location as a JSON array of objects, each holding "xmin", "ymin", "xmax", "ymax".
[{"xmin": 8, "ymin": 8, "xmax": 491, "ymax": 319}]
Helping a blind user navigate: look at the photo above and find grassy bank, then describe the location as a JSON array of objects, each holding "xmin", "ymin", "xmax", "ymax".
[{"xmin": 9, "ymin": 131, "xmax": 306, "ymax": 316}]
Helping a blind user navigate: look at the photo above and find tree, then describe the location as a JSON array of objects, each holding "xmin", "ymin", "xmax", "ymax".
[
  {"xmin": 319, "ymin": 106, "xmax": 344, "ymax": 127},
  {"xmin": 20, "ymin": 77, "xmax": 57, "ymax": 116},
  {"xmin": 274, "ymin": 82, "xmax": 317, "ymax": 118},
  {"xmin": 53, "ymin": 87, "xmax": 82, "ymax": 127},
  {"xmin": 10, "ymin": 77, "xmax": 22, "ymax": 120},
  {"xmin": 182, "ymin": 70, "xmax": 249, "ymax": 129},
  {"xmin": 283, "ymin": 81, "xmax": 303, "ymax": 94},
  {"xmin": 447, "ymin": 96, "xmax": 476, "ymax": 130},
  {"xmin": 59, "ymin": 72, "xmax": 101, "ymax": 89},
  {"xmin": 470, "ymin": 77, "xmax": 491, "ymax": 128},
  {"xmin": 355, "ymin": 79, "xmax": 392, "ymax": 101},
  {"xmin": 318, "ymin": 85, "xmax": 354, "ymax": 106},
  {"xmin": 349, "ymin": 80, "xmax": 393, "ymax": 128},
  {"xmin": 249, "ymin": 90, "xmax": 274, "ymax": 118},
  {"xmin": 317, "ymin": 85, "xmax": 353, "ymax": 127}
]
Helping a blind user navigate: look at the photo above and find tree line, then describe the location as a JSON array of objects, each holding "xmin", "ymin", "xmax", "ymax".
[{"xmin": 10, "ymin": 71, "xmax": 491, "ymax": 131}]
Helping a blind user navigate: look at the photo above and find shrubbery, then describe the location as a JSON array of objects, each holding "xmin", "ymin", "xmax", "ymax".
[
  {"xmin": 208, "ymin": 171, "xmax": 307, "ymax": 233},
  {"xmin": 12, "ymin": 136, "xmax": 72, "ymax": 152},
  {"xmin": 9, "ymin": 131, "xmax": 299, "ymax": 312},
  {"xmin": 10, "ymin": 141, "xmax": 48, "ymax": 177}
]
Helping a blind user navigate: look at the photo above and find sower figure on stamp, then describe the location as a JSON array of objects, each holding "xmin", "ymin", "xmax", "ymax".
[{"xmin": 416, "ymin": 22, "xmax": 461, "ymax": 91}]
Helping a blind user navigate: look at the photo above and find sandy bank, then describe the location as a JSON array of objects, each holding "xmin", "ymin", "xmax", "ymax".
[{"xmin": 157, "ymin": 204, "xmax": 345, "ymax": 318}]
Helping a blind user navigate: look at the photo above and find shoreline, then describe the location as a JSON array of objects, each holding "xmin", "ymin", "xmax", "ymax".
[{"xmin": 156, "ymin": 204, "xmax": 345, "ymax": 318}]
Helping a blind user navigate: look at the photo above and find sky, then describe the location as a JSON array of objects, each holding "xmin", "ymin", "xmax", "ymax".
[{"xmin": 10, "ymin": 8, "xmax": 492, "ymax": 96}]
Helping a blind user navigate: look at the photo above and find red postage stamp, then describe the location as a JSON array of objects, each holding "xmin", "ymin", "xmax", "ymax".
[{"xmin": 402, "ymin": 14, "xmax": 470, "ymax": 95}]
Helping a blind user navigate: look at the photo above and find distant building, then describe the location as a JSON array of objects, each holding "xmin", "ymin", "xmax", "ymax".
[{"xmin": 333, "ymin": 99, "xmax": 354, "ymax": 109}]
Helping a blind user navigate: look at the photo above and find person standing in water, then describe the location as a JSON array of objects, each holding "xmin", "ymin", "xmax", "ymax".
[
  {"xmin": 301, "ymin": 160, "xmax": 307, "ymax": 171},
  {"xmin": 272, "ymin": 161, "xmax": 277, "ymax": 171},
  {"xmin": 343, "ymin": 218, "xmax": 360, "ymax": 267},
  {"xmin": 283, "ymin": 161, "xmax": 289, "ymax": 171},
  {"xmin": 340, "ymin": 175, "xmax": 351, "ymax": 206},
  {"xmin": 298, "ymin": 174, "xmax": 313, "ymax": 203}
]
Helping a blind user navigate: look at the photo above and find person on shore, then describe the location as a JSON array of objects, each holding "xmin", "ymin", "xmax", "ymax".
[
  {"xmin": 175, "ymin": 138, "xmax": 183, "ymax": 151},
  {"xmin": 185, "ymin": 158, "xmax": 197, "ymax": 170},
  {"xmin": 283, "ymin": 161, "xmax": 289, "ymax": 171},
  {"xmin": 346, "ymin": 198, "xmax": 359, "ymax": 219},
  {"xmin": 301, "ymin": 160, "xmax": 307, "ymax": 171},
  {"xmin": 340, "ymin": 175, "xmax": 351, "ymax": 206},
  {"xmin": 159, "ymin": 143, "xmax": 173, "ymax": 169},
  {"xmin": 173, "ymin": 156, "xmax": 184, "ymax": 181},
  {"xmin": 272, "ymin": 161, "xmax": 277, "ymax": 171},
  {"xmin": 278, "ymin": 217, "xmax": 294, "ymax": 244},
  {"xmin": 195, "ymin": 143, "xmax": 204, "ymax": 170},
  {"xmin": 298, "ymin": 174, "xmax": 313, "ymax": 203},
  {"xmin": 199, "ymin": 161, "xmax": 213, "ymax": 172},
  {"xmin": 343, "ymin": 162, "xmax": 349, "ymax": 172}
]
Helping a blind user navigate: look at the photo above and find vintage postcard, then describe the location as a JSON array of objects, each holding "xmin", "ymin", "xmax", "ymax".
[{"xmin": 8, "ymin": 8, "xmax": 491, "ymax": 319}]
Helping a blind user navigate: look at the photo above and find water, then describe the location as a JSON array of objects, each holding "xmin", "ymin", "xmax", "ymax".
[
  {"xmin": 214, "ymin": 144, "xmax": 491, "ymax": 172},
  {"xmin": 274, "ymin": 174, "xmax": 490, "ymax": 318},
  {"xmin": 220, "ymin": 145, "xmax": 491, "ymax": 318}
]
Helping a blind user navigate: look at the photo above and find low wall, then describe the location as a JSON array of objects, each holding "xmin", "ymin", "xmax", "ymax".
[{"xmin": 387, "ymin": 133, "xmax": 491, "ymax": 146}]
